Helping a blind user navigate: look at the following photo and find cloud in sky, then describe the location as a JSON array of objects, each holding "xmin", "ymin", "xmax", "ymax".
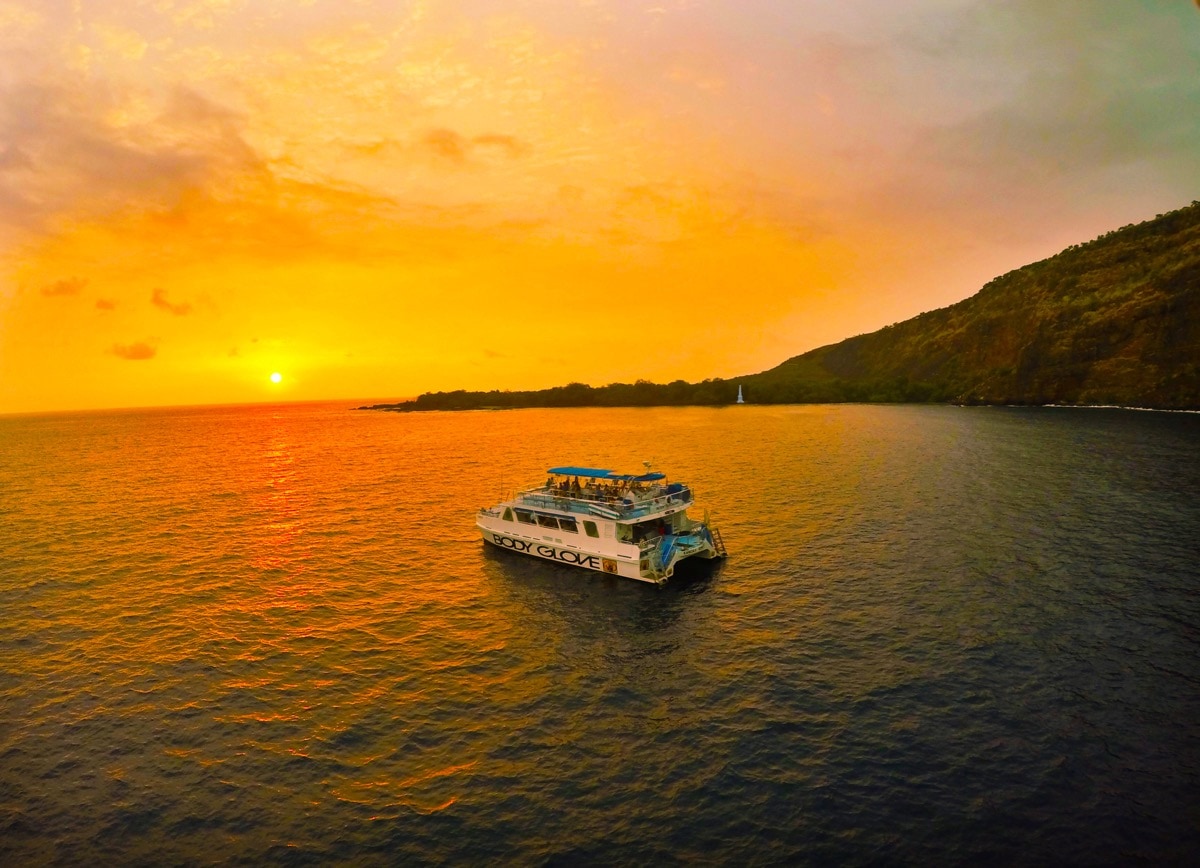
[
  {"xmin": 899, "ymin": 2, "xmax": 1200, "ymax": 199},
  {"xmin": 421, "ymin": 128, "xmax": 471, "ymax": 164},
  {"xmin": 151, "ymin": 288, "xmax": 191, "ymax": 316},
  {"xmin": 0, "ymin": 75, "xmax": 260, "ymax": 238},
  {"xmin": 39, "ymin": 276, "xmax": 86, "ymax": 297},
  {"xmin": 0, "ymin": 0, "xmax": 1196, "ymax": 413},
  {"xmin": 415, "ymin": 129, "xmax": 531, "ymax": 168},
  {"xmin": 110, "ymin": 341, "xmax": 156, "ymax": 360},
  {"xmin": 2, "ymin": 1, "xmax": 1194, "ymax": 239}
]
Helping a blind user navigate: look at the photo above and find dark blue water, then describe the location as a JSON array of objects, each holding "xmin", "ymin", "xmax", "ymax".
[{"xmin": 2, "ymin": 403, "xmax": 1198, "ymax": 864}]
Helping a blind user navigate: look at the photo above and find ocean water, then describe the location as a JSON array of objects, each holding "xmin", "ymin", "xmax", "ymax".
[{"xmin": 2, "ymin": 402, "xmax": 1199, "ymax": 865}]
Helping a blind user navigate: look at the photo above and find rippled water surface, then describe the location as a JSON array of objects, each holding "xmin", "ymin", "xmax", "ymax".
[{"xmin": 2, "ymin": 403, "xmax": 1199, "ymax": 864}]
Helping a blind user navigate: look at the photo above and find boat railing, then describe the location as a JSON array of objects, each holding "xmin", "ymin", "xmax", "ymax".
[{"xmin": 516, "ymin": 485, "xmax": 693, "ymax": 519}]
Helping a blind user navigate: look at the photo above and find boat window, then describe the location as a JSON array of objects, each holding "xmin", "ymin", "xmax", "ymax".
[
  {"xmin": 537, "ymin": 514, "xmax": 559, "ymax": 528},
  {"xmin": 583, "ymin": 520, "xmax": 599, "ymax": 538},
  {"xmin": 559, "ymin": 518, "xmax": 578, "ymax": 533},
  {"xmin": 502, "ymin": 508, "xmax": 513, "ymax": 522},
  {"xmin": 515, "ymin": 509, "xmax": 536, "ymax": 525}
]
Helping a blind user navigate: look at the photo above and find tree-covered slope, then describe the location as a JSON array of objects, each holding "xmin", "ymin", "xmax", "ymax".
[{"xmin": 747, "ymin": 202, "xmax": 1200, "ymax": 408}]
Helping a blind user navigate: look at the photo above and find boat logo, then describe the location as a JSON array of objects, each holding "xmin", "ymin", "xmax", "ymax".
[
  {"xmin": 491, "ymin": 534, "xmax": 602, "ymax": 570},
  {"xmin": 492, "ymin": 534, "xmax": 533, "ymax": 553}
]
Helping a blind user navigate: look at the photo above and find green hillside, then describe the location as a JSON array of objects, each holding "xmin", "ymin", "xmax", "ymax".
[
  {"xmin": 365, "ymin": 201, "xmax": 1200, "ymax": 412},
  {"xmin": 748, "ymin": 201, "xmax": 1200, "ymax": 408}
]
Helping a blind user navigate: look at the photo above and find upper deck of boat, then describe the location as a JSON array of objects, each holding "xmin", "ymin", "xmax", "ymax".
[{"xmin": 514, "ymin": 467, "xmax": 693, "ymax": 523}]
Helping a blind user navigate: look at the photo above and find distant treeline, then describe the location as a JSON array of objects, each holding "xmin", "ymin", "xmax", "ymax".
[
  {"xmin": 363, "ymin": 200, "xmax": 1200, "ymax": 413},
  {"xmin": 361, "ymin": 379, "xmax": 739, "ymax": 411},
  {"xmin": 356, "ymin": 375, "xmax": 953, "ymax": 412}
]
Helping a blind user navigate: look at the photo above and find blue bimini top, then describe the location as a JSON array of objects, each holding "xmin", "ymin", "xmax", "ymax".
[
  {"xmin": 547, "ymin": 466, "xmax": 615, "ymax": 479},
  {"xmin": 548, "ymin": 466, "xmax": 667, "ymax": 482}
]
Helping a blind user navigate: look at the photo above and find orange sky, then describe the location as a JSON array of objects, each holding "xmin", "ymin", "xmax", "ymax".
[{"xmin": 1, "ymin": 1, "xmax": 1197, "ymax": 413}]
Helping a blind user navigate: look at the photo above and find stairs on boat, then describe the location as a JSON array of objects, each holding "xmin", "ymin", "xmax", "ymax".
[{"xmin": 711, "ymin": 526, "xmax": 727, "ymax": 557}]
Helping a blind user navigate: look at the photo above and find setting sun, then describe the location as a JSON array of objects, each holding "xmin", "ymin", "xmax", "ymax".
[{"xmin": 269, "ymin": 372, "xmax": 282, "ymax": 384}]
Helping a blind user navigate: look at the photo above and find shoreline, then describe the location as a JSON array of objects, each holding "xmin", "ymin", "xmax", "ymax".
[{"xmin": 356, "ymin": 400, "xmax": 1200, "ymax": 414}]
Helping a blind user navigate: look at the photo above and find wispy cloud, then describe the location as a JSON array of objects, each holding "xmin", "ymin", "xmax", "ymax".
[
  {"xmin": 472, "ymin": 134, "xmax": 529, "ymax": 159},
  {"xmin": 111, "ymin": 341, "xmax": 156, "ymax": 360},
  {"xmin": 151, "ymin": 288, "xmax": 191, "ymax": 316},
  {"xmin": 419, "ymin": 129, "xmax": 529, "ymax": 165},
  {"xmin": 422, "ymin": 128, "xmax": 468, "ymax": 163},
  {"xmin": 39, "ymin": 276, "xmax": 86, "ymax": 296},
  {"xmin": 0, "ymin": 74, "xmax": 261, "ymax": 235},
  {"xmin": 96, "ymin": 298, "xmax": 116, "ymax": 310}
]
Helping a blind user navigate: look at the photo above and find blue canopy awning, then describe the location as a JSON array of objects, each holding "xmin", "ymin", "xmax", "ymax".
[
  {"xmin": 548, "ymin": 466, "xmax": 615, "ymax": 479},
  {"xmin": 547, "ymin": 467, "xmax": 666, "ymax": 482}
]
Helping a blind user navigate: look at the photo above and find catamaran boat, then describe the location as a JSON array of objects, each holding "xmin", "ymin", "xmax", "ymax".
[{"xmin": 477, "ymin": 466, "xmax": 727, "ymax": 585}]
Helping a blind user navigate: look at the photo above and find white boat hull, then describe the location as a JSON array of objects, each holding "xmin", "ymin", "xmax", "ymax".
[{"xmin": 478, "ymin": 524, "xmax": 649, "ymax": 582}]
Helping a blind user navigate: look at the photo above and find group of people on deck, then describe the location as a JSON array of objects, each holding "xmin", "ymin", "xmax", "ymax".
[{"xmin": 546, "ymin": 475, "xmax": 642, "ymax": 501}]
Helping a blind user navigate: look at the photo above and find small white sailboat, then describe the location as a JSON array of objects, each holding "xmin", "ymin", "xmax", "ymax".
[{"xmin": 736, "ymin": 385, "xmax": 745, "ymax": 404}]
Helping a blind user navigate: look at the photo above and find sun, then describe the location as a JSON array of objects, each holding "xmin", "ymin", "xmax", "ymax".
[{"xmin": 269, "ymin": 372, "xmax": 282, "ymax": 384}]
